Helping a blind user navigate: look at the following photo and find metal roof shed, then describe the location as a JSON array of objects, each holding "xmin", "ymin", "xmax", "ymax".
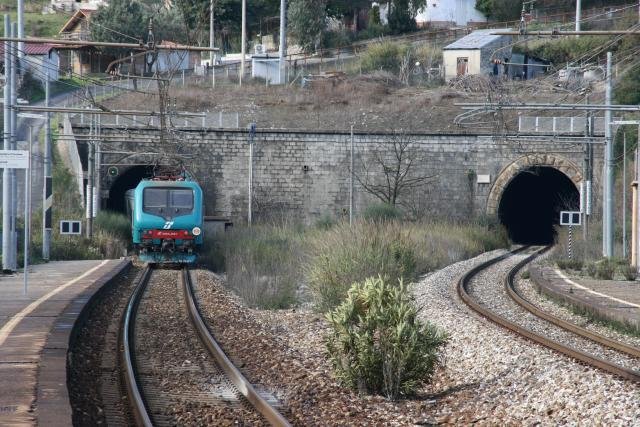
[{"xmin": 443, "ymin": 29, "xmax": 512, "ymax": 81}]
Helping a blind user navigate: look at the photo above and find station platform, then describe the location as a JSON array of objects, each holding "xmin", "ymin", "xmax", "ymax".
[
  {"xmin": 0, "ymin": 259, "xmax": 130, "ymax": 426},
  {"xmin": 530, "ymin": 264, "xmax": 640, "ymax": 331}
]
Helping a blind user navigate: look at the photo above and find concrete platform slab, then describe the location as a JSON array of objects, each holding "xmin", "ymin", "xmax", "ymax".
[
  {"xmin": 0, "ymin": 258, "xmax": 130, "ymax": 426},
  {"xmin": 530, "ymin": 264, "xmax": 640, "ymax": 331}
]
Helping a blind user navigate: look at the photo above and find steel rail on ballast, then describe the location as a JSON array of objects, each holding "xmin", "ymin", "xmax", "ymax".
[
  {"xmin": 458, "ymin": 247, "xmax": 640, "ymax": 383},
  {"xmin": 120, "ymin": 266, "xmax": 154, "ymax": 427},
  {"xmin": 181, "ymin": 267, "xmax": 291, "ymax": 427},
  {"xmin": 505, "ymin": 250, "xmax": 640, "ymax": 359}
]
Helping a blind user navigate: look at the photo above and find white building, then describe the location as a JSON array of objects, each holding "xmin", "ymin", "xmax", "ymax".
[
  {"xmin": 49, "ymin": 0, "xmax": 105, "ymax": 13},
  {"xmin": 375, "ymin": 0, "xmax": 486, "ymax": 28},
  {"xmin": 442, "ymin": 29, "xmax": 512, "ymax": 81},
  {"xmin": 0, "ymin": 43, "xmax": 60, "ymax": 82}
]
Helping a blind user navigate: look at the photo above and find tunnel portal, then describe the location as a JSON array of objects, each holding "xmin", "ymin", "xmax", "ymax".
[
  {"xmin": 498, "ymin": 166, "xmax": 580, "ymax": 245},
  {"xmin": 106, "ymin": 166, "xmax": 154, "ymax": 213}
]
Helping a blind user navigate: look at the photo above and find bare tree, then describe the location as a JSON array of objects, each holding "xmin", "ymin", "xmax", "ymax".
[{"xmin": 355, "ymin": 130, "xmax": 436, "ymax": 207}]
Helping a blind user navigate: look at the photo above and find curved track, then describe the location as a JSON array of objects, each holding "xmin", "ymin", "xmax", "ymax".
[
  {"xmin": 458, "ymin": 247, "xmax": 640, "ymax": 383},
  {"xmin": 120, "ymin": 266, "xmax": 291, "ymax": 426}
]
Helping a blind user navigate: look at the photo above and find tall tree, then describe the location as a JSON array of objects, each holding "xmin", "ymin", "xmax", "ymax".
[
  {"xmin": 475, "ymin": 0, "xmax": 522, "ymax": 22},
  {"xmin": 379, "ymin": 0, "xmax": 426, "ymax": 34},
  {"xmin": 90, "ymin": 0, "xmax": 146, "ymax": 49},
  {"xmin": 288, "ymin": 0, "xmax": 327, "ymax": 52}
]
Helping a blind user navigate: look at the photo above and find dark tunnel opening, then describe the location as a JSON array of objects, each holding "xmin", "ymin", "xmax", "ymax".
[
  {"xmin": 498, "ymin": 166, "xmax": 580, "ymax": 245},
  {"xmin": 106, "ymin": 166, "xmax": 154, "ymax": 213}
]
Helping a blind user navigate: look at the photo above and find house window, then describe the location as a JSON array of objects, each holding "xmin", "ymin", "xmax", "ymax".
[{"xmin": 457, "ymin": 57, "xmax": 468, "ymax": 76}]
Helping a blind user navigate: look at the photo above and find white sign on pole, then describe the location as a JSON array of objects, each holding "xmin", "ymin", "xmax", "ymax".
[
  {"xmin": 560, "ymin": 211, "xmax": 582, "ymax": 226},
  {"xmin": 0, "ymin": 150, "xmax": 29, "ymax": 169}
]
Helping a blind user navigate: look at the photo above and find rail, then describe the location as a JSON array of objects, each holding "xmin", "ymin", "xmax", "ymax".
[{"xmin": 458, "ymin": 247, "xmax": 640, "ymax": 383}]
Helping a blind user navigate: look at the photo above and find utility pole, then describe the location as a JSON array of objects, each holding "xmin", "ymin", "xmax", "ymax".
[
  {"xmin": 24, "ymin": 126, "xmax": 32, "ymax": 295},
  {"xmin": 623, "ymin": 132, "xmax": 627, "ymax": 258},
  {"xmin": 576, "ymin": 0, "xmax": 581, "ymax": 36},
  {"xmin": 86, "ymin": 115, "xmax": 94, "ymax": 238},
  {"xmin": 210, "ymin": 0, "xmax": 216, "ymax": 88},
  {"xmin": 16, "ymin": 0, "xmax": 23, "ymax": 59},
  {"xmin": 604, "ymin": 51, "xmax": 614, "ymax": 258},
  {"xmin": 2, "ymin": 15, "xmax": 11, "ymax": 272},
  {"xmin": 350, "ymin": 125, "xmax": 354, "ymax": 226},
  {"xmin": 279, "ymin": 0, "xmax": 286, "ymax": 84},
  {"xmin": 42, "ymin": 70, "xmax": 51, "ymax": 260},
  {"xmin": 240, "ymin": 0, "xmax": 246, "ymax": 86},
  {"xmin": 10, "ymin": 22, "xmax": 17, "ymax": 271},
  {"xmin": 247, "ymin": 123, "xmax": 256, "ymax": 225}
]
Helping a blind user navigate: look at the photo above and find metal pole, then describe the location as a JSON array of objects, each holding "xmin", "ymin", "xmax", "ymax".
[
  {"xmin": 623, "ymin": 132, "xmax": 627, "ymax": 258},
  {"xmin": 42, "ymin": 70, "xmax": 52, "ymax": 260},
  {"xmin": 248, "ymin": 142, "xmax": 253, "ymax": 225},
  {"xmin": 350, "ymin": 125, "xmax": 354, "ymax": 226},
  {"xmin": 23, "ymin": 126, "xmax": 32, "ymax": 295},
  {"xmin": 10, "ymin": 22, "xmax": 17, "ymax": 271},
  {"xmin": 240, "ymin": 0, "xmax": 246, "ymax": 86},
  {"xmin": 17, "ymin": 0, "xmax": 23, "ymax": 59},
  {"xmin": 279, "ymin": 0, "xmax": 286, "ymax": 84},
  {"xmin": 2, "ymin": 15, "xmax": 11, "ymax": 272},
  {"xmin": 575, "ymin": 0, "xmax": 581, "ymax": 36},
  {"xmin": 87, "ymin": 116, "xmax": 94, "ymax": 238},
  {"xmin": 210, "ymin": 0, "xmax": 216, "ymax": 88},
  {"xmin": 95, "ymin": 114, "xmax": 101, "ymax": 216},
  {"xmin": 604, "ymin": 51, "xmax": 614, "ymax": 257}
]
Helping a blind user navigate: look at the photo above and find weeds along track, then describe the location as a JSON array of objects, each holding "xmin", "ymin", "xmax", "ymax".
[
  {"xmin": 120, "ymin": 266, "xmax": 291, "ymax": 426},
  {"xmin": 458, "ymin": 247, "xmax": 640, "ymax": 383}
]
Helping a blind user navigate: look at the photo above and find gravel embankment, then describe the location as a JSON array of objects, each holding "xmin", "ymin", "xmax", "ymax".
[
  {"xmin": 413, "ymin": 250, "xmax": 640, "ymax": 425},
  {"xmin": 467, "ymin": 252, "xmax": 640, "ymax": 371},
  {"xmin": 191, "ymin": 249, "xmax": 640, "ymax": 425}
]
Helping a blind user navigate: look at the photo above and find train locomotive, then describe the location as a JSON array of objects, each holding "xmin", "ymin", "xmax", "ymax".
[{"xmin": 126, "ymin": 173, "xmax": 203, "ymax": 264}]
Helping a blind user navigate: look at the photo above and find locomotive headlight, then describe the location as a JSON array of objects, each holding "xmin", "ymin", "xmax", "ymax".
[{"xmin": 192, "ymin": 227, "xmax": 202, "ymax": 236}]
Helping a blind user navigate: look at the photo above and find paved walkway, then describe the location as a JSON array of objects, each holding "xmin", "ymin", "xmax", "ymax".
[
  {"xmin": 0, "ymin": 259, "xmax": 129, "ymax": 426},
  {"xmin": 530, "ymin": 265, "xmax": 640, "ymax": 330}
]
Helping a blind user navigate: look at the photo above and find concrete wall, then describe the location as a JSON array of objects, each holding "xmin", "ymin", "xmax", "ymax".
[
  {"xmin": 70, "ymin": 124, "xmax": 602, "ymax": 225},
  {"xmin": 443, "ymin": 49, "xmax": 481, "ymax": 81}
]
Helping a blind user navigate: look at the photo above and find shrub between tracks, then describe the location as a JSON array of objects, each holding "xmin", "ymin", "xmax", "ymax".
[{"xmin": 325, "ymin": 276, "xmax": 447, "ymax": 400}]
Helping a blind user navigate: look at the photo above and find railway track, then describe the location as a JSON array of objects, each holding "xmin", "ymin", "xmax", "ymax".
[
  {"xmin": 120, "ymin": 265, "xmax": 291, "ymax": 426},
  {"xmin": 458, "ymin": 246, "xmax": 640, "ymax": 383}
]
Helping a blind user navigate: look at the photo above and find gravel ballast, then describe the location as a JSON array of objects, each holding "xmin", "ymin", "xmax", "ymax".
[{"xmin": 195, "ymin": 250, "xmax": 640, "ymax": 426}]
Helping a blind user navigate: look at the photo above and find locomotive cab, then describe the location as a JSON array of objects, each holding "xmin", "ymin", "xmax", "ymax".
[{"xmin": 130, "ymin": 178, "xmax": 204, "ymax": 264}]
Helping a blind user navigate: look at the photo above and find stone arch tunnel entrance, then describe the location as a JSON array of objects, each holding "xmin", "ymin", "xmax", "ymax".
[
  {"xmin": 498, "ymin": 166, "xmax": 580, "ymax": 245},
  {"xmin": 106, "ymin": 165, "xmax": 154, "ymax": 213}
]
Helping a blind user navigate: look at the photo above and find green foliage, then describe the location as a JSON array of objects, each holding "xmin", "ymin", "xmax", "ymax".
[
  {"xmin": 94, "ymin": 211, "xmax": 131, "ymax": 242},
  {"xmin": 556, "ymin": 258, "xmax": 584, "ymax": 271},
  {"xmin": 387, "ymin": 0, "xmax": 426, "ymax": 34},
  {"xmin": 288, "ymin": 0, "xmax": 327, "ymax": 52},
  {"xmin": 203, "ymin": 226, "xmax": 303, "ymax": 309},
  {"xmin": 370, "ymin": 5, "xmax": 381, "ymax": 26},
  {"xmin": 360, "ymin": 41, "xmax": 442, "ymax": 75},
  {"xmin": 475, "ymin": 0, "xmax": 521, "ymax": 21},
  {"xmin": 307, "ymin": 222, "xmax": 417, "ymax": 312},
  {"xmin": 315, "ymin": 213, "xmax": 336, "ymax": 230},
  {"xmin": 18, "ymin": 71, "xmax": 44, "ymax": 102},
  {"xmin": 360, "ymin": 40, "xmax": 407, "ymax": 74},
  {"xmin": 594, "ymin": 259, "xmax": 615, "ymax": 280},
  {"xmin": 515, "ymin": 36, "xmax": 611, "ymax": 66},
  {"xmin": 619, "ymin": 264, "xmax": 637, "ymax": 281},
  {"xmin": 362, "ymin": 203, "xmax": 402, "ymax": 222},
  {"xmin": 325, "ymin": 276, "xmax": 447, "ymax": 399},
  {"xmin": 90, "ymin": 0, "xmax": 147, "ymax": 53},
  {"xmin": 615, "ymin": 64, "xmax": 640, "ymax": 105}
]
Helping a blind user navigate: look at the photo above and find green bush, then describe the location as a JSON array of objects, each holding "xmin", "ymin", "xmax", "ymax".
[
  {"xmin": 315, "ymin": 213, "xmax": 336, "ymax": 230},
  {"xmin": 360, "ymin": 41, "xmax": 408, "ymax": 74},
  {"xmin": 556, "ymin": 258, "xmax": 584, "ymax": 271},
  {"xmin": 362, "ymin": 203, "xmax": 402, "ymax": 222},
  {"xmin": 94, "ymin": 210, "xmax": 131, "ymax": 242},
  {"xmin": 594, "ymin": 259, "xmax": 615, "ymax": 280},
  {"xmin": 325, "ymin": 276, "xmax": 447, "ymax": 400},
  {"xmin": 619, "ymin": 264, "xmax": 637, "ymax": 281},
  {"xmin": 204, "ymin": 226, "xmax": 303, "ymax": 309},
  {"xmin": 585, "ymin": 261, "xmax": 597, "ymax": 277},
  {"xmin": 307, "ymin": 222, "xmax": 417, "ymax": 312}
]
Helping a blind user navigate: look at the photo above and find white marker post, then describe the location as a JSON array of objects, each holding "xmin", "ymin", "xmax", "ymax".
[
  {"xmin": 0, "ymin": 149, "xmax": 29, "ymax": 293},
  {"xmin": 560, "ymin": 211, "xmax": 582, "ymax": 260}
]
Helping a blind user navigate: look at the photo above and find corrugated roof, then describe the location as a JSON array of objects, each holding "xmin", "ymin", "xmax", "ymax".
[
  {"xmin": 0, "ymin": 43, "xmax": 54, "ymax": 57},
  {"xmin": 444, "ymin": 29, "xmax": 511, "ymax": 50}
]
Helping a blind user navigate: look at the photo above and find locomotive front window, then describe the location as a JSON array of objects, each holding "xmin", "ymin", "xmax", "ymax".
[{"xmin": 143, "ymin": 188, "xmax": 194, "ymax": 217}]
